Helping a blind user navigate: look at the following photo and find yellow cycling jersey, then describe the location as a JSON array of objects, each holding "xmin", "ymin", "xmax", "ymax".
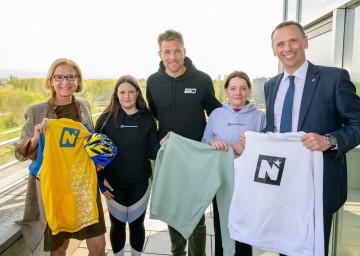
[{"xmin": 39, "ymin": 118, "xmax": 99, "ymax": 235}]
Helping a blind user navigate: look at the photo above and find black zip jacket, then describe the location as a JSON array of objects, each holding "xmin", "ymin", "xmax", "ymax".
[
  {"xmin": 95, "ymin": 108, "xmax": 160, "ymax": 183},
  {"xmin": 146, "ymin": 57, "xmax": 221, "ymax": 141}
]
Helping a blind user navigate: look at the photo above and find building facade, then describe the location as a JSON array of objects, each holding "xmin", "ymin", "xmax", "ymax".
[{"xmin": 252, "ymin": 77, "xmax": 267, "ymax": 109}]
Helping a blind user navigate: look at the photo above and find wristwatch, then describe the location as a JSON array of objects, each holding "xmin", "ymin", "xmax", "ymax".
[{"xmin": 325, "ymin": 135, "xmax": 337, "ymax": 149}]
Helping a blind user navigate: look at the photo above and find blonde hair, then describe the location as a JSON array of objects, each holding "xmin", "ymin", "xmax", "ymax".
[{"xmin": 44, "ymin": 58, "xmax": 84, "ymax": 96}]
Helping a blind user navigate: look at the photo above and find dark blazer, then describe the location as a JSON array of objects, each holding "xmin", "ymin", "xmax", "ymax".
[{"xmin": 264, "ymin": 61, "xmax": 360, "ymax": 215}]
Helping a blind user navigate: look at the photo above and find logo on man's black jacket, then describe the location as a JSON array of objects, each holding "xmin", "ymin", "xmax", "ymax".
[
  {"xmin": 184, "ymin": 88, "xmax": 196, "ymax": 94},
  {"xmin": 254, "ymin": 155, "xmax": 285, "ymax": 185}
]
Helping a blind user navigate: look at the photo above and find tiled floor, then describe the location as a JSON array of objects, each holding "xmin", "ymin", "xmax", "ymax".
[
  {"xmin": 71, "ymin": 205, "xmax": 215, "ymax": 256},
  {"xmin": 336, "ymin": 189, "xmax": 360, "ymax": 255},
  {"xmin": 70, "ymin": 202, "xmax": 277, "ymax": 256},
  {"xmin": 0, "ymin": 174, "xmax": 277, "ymax": 256}
]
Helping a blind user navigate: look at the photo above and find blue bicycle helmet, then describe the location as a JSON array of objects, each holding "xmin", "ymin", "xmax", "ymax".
[{"xmin": 83, "ymin": 133, "xmax": 118, "ymax": 166}]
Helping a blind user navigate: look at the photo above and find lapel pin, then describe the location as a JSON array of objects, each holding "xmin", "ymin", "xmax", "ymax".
[{"xmin": 312, "ymin": 79, "xmax": 315, "ymax": 82}]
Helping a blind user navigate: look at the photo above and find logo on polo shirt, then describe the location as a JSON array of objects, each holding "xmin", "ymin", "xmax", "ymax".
[
  {"xmin": 254, "ymin": 154, "xmax": 285, "ymax": 185},
  {"xmin": 228, "ymin": 123, "xmax": 246, "ymax": 126}
]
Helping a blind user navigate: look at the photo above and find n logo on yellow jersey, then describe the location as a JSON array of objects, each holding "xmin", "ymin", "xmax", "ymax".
[{"xmin": 59, "ymin": 127, "xmax": 80, "ymax": 147}]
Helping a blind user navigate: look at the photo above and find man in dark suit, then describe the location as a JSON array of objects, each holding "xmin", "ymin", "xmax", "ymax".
[{"xmin": 265, "ymin": 21, "xmax": 360, "ymax": 255}]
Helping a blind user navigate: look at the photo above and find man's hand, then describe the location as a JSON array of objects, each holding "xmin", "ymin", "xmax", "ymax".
[{"xmin": 301, "ymin": 132, "xmax": 331, "ymax": 151}]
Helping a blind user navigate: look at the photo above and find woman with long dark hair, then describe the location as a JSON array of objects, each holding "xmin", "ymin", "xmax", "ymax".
[{"xmin": 95, "ymin": 75, "xmax": 168, "ymax": 255}]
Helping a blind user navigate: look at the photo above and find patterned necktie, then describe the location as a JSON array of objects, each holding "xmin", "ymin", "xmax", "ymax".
[{"xmin": 280, "ymin": 75, "xmax": 295, "ymax": 133}]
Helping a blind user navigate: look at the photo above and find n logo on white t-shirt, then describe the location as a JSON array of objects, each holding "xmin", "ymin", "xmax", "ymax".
[{"xmin": 254, "ymin": 155, "xmax": 285, "ymax": 186}]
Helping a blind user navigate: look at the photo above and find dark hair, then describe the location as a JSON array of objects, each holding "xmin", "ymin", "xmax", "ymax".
[
  {"xmin": 224, "ymin": 70, "xmax": 252, "ymax": 105},
  {"xmin": 97, "ymin": 75, "xmax": 148, "ymax": 130},
  {"xmin": 271, "ymin": 21, "xmax": 306, "ymax": 43},
  {"xmin": 157, "ymin": 29, "xmax": 185, "ymax": 50}
]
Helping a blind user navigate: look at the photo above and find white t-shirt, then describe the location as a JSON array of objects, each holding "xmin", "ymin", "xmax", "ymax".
[{"xmin": 229, "ymin": 131, "xmax": 324, "ymax": 256}]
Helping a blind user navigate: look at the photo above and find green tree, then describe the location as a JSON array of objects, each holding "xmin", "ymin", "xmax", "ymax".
[
  {"xmin": 354, "ymin": 81, "xmax": 360, "ymax": 96},
  {"xmin": 0, "ymin": 77, "xmax": 151, "ymax": 140},
  {"xmin": 7, "ymin": 78, "xmax": 46, "ymax": 94},
  {"xmin": 0, "ymin": 88, "xmax": 46, "ymax": 129}
]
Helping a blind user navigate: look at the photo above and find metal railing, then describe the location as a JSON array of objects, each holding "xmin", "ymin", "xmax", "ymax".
[
  {"xmin": 0, "ymin": 137, "xmax": 26, "ymax": 194},
  {"xmin": 0, "ymin": 173, "xmax": 28, "ymax": 194},
  {"xmin": 0, "ymin": 137, "xmax": 20, "ymax": 169},
  {"xmin": 0, "ymin": 112, "xmax": 103, "ymax": 193}
]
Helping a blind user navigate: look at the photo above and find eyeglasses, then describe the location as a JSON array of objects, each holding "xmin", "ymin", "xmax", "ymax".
[{"xmin": 53, "ymin": 74, "xmax": 79, "ymax": 82}]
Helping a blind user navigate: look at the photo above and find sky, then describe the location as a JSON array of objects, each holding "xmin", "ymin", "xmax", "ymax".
[{"xmin": 0, "ymin": 0, "xmax": 283, "ymax": 80}]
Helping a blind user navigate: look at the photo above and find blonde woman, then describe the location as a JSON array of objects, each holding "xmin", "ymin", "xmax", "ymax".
[{"xmin": 15, "ymin": 58, "xmax": 106, "ymax": 256}]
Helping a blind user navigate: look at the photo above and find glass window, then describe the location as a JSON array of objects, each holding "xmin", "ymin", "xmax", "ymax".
[
  {"xmin": 306, "ymin": 31, "xmax": 333, "ymax": 66},
  {"xmin": 335, "ymin": 5, "xmax": 360, "ymax": 256},
  {"xmin": 336, "ymin": 147, "xmax": 360, "ymax": 256},
  {"xmin": 350, "ymin": 6, "xmax": 360, "ymax": 94},
  {"xmin": 287, "ymin": 0, "xmax": 297, "ymax": 21},
  {"xmin": 302, "ymin": 0, "xmax": 336, "ymax": 22}
]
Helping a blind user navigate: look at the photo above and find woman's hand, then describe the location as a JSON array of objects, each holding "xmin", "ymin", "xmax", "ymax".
[
  {"xmin": 209, "ymin": 139, "xmax": 228, "ymax": 151},
  {"xmin": 240, "ymin": 132, "xmax": 246, "ymax": 149},
  {"xmin": 31, "ymin": 118, "xmax": 50, "ymax": 144},
  {"xmin": 231, "ymin": 142, "xmax": 244, "ymax": 156},
  {"xmin": 231, "ymin": 132, "xmax": 246, "ymax": 156},
  {"xmin": 96, "ymin": 164, "xmax": 104, "ymax": 172},
  {"xmin": 103, "ymin": 179, "xmax": 114, "ymax": 200}
]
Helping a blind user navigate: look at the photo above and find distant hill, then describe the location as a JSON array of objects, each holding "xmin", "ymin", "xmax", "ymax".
[{"xmin": 0, "ymin": 69, "xmax": 45, "ymax": 79}]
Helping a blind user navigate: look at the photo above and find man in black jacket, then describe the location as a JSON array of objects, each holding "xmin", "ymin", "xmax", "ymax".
[{"xmin": 147, "ymin": 29, "xmax": 221, "ymax": 256}]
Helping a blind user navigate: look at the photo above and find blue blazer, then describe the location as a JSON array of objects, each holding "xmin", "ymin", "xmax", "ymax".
[{"xmin": 264, "ymin": 61, "xmax": 360, "ymax": 215}]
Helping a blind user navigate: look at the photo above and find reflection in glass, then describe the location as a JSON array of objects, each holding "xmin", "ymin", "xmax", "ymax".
[
  {"xmin": 336, "ymin": 5, "xmax": 360, "ymax": 256},
  {"xmin": 287, "ymin": 0, "xmax": 297, "ymax": 21},
  {"xmin": 306, "ymin": 31, "xmax": 332, "ymax": 66},
  {"xmin": 302, "ymin": 0, "xmax": 334, "ymax": 22},
  {"xmin": 350, "ymin": 6, "xmax": 360, "ymax": 94}
]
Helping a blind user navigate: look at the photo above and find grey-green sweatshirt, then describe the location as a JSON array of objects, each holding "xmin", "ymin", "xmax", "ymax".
[{"xmin": 150, "ymin": 132, "xmax": 235, "ymax": 255}]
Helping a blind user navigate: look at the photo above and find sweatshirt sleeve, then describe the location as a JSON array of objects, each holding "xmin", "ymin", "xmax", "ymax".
[
  {"xmin": 15, "ymin": 106, "xmax": 39, "ymax": 161},
  {"xmin": 147, "ymin": 115, "xmax": 161, "ymax": 160},
  {"xmin": 260, "ymin": 111, "xmax": 267, "ymax": 132},
  {"xmin": 146, "ymin": 84, "xmax": 158, "ymax": 120},
  {"xmin": 201, "ymin": 112, "xmax": 215, "ymax": 144}
]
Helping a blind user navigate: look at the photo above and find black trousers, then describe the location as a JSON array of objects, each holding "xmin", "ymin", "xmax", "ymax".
[
  {"xmin": 108, "ymin": 180, "xmax": 148, "ymax": 254},
  {"xmin": 213, "ymin": 197, "xmax": 252, "ymax": 256}
]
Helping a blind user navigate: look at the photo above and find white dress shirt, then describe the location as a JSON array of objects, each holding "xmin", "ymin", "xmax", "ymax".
[{"xmin": 274, "ymin": 60, "xmax": 309, "ymax": 132}]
